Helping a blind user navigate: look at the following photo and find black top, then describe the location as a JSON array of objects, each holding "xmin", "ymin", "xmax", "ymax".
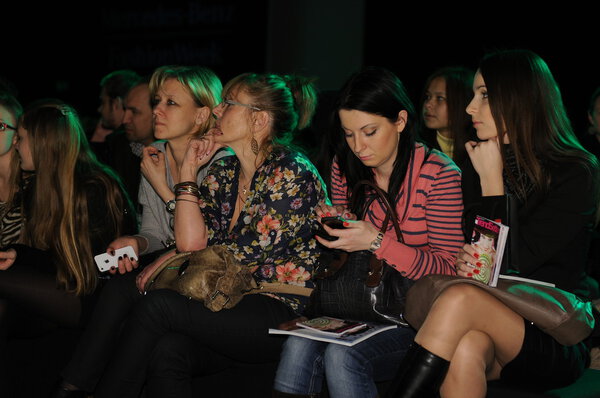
[
  {"xmin": 4, "ymin": 174, "xmax": 137, "ymax": 276},
  {"xmin": 90, "ymin": 128, "xmax": 143, "ymax": 213},
  {"xmin": 461, "ymin": 157, "xmax": 599, "ymax": 296}
]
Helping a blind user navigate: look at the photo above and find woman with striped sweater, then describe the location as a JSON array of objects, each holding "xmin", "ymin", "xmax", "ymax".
[{"xmin": 272, "ymin": 66, "xmax": 464, "ymax": 398}]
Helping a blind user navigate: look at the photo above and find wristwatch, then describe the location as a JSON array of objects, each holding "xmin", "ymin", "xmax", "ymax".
[
  {"xmin": 368, "ymin": 232, "xmax": 384, "ymax": 253},
  {"xmin": 166, "ymin": 199, "xmax": 176, "ymax": 214}
]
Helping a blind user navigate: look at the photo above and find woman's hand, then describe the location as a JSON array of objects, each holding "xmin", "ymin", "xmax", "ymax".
[
  {"xmin": 135, "ymin": 249, "xmax": 177, "ymax": 293},
  {"xmin": 106, "ymin": 236, "xmax": 143, "ymax": 275},
  {"xmin": 465, "ymin": 138, "xmax": 504, "ymax": 196},
  {"xmin": 315, "ymin": 219, "xmax": 379, "ymax": 252},
  {"xmin": 455, "ymin": 243, "xmax": 481, "ymax": 278},
  {"xmin": 141, "ymin": 146, "xmax": 168, "ymax": 192},
  {"xmin": 179, "ymin": 136, "xmax": 224, "ymax": 182},
  {"xmin": 0, "ymin": 249, "xmax": 17, "ymax": 271},
  {"xmin": 314, "ymin": 202, "xmax": 356, "ymax": 221}
]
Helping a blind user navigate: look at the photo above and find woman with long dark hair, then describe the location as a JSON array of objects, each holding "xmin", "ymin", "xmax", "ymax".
[
  {"xmin": 387, "ymin": 49, "xmax": 599, "ymax": 398},
  {"xmin": 272, "ymin": 66, "xmax": 464, "ymax": 398},
  {"xmin": 421, "ymin": 66, "xmax": 476, "ymax": 166}
]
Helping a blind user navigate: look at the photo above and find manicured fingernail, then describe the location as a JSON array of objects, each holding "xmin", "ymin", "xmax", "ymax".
[
  {"xmin": 118, "ymin": 256, "xmax": 123, "ymax": 260},
  {"xmin": 343, "ymin": 222, "xmax": 349, "ymax": 227},
  {"xmin": 476, "ymin": 262, "xmax": 482, "ymax": 267},
  {"xmin": 473, "ymin": 253, "xmax": 479, "ymax": 259},
  {"xmin": 473, "ymin": 269, "xmax": 480, "ymax": 274},
  {"xmin": 467, "ymin": 273, "xmax": 473, "ymax": 277},
  {"xmin": 320, "ymin": 214, "xmax": 325, "ymax": 218},
  {"xmin": 124, "ymin": 254, "xmax": 128, "ymax": 258},
  {"xmin": 326, "ymin": 212, "xmax": 332, "ymax": 216}
]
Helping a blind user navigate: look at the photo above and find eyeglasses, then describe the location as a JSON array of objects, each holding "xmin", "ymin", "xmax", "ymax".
[
  {"xmin": 0, "ymin": 122, "xmax": 17, "ymax": 132},
  {"xmin": 221, "ymin": 99, "xmax": 261, "ymax": 111}
]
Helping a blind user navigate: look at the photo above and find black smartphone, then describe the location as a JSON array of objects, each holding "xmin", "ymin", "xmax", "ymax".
[
  {"xmin": 321, "ymin": 216, "xmax": 346, "ymax": 229},
  {"xmin": 316, "ymin": 216, "xmax": 346, "ymax": 241}
]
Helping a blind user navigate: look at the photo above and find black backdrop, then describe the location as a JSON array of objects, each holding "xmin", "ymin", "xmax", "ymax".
[{"xmin": 4, "ymin": 2, "xmax": 598, "ymax": 137}]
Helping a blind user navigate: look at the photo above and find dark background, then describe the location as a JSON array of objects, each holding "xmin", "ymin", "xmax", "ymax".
[{"xmin": 3, "ymin": 2, "xmax": 598, "ymax": 139}]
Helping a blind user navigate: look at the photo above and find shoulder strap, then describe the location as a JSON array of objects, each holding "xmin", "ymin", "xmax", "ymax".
[{"xmin": 351, "ymin": 180, "xmax": 403, "ymax": 243}]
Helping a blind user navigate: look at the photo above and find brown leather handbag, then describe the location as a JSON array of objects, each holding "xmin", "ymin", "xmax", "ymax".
[
  {"xmin": 404, "ymin": 274, "xmax": 595, "ymax": 346},
  {"xmin": 144, "ymin": 245, "xmax": 312, "ymax": 312}
]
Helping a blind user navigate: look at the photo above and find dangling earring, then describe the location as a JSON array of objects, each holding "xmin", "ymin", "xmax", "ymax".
[{"xmin": 251, "ymin": 134, "xmax": 259, "ymax": 155}]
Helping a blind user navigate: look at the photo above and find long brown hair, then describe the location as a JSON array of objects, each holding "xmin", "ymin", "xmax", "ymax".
[
  {"xmin": 480, "ymin": 49, "xmax": 599, "ymax": 198},
  {"xmin": 421, "ymin": 66, "xmax": 475, "ymax": 165},
  {"xmin": 19, "ymin": 99, "xmax": 131, "ymax": 295}
]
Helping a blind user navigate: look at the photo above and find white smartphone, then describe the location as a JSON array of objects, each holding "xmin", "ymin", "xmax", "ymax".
[{"xmin": 94, "ymin": 245, "xmax": 137, "ymax": 272}]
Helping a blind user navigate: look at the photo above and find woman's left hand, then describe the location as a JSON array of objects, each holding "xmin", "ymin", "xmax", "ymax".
[
  {"xmin": 179, "ymin": 136, "xmax": 224, "ymax": 182},
  {"xmin": 455, "ymin": 243, "xmax": 480, "ymax": 278},
  {"xmin": 465, "ymin": 138, "xmax": 504, "ymax": 196},
  {"xmin": 0, "ymin": 249, "xmax": 17, "ymax": 271},
  {"xmin": 315, "ymin": 220, "xmax": 379, "ymax": 252}
]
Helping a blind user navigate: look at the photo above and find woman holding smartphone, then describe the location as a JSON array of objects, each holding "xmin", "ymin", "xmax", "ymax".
[{"xmin": 272, "ymin": 66, "xmax": 464, "ymax": 398}]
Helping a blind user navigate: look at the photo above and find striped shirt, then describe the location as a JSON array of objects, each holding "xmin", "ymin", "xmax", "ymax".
[{"xmin": 330, "ymin": 144, "xmax": 464, "ymax": 279}]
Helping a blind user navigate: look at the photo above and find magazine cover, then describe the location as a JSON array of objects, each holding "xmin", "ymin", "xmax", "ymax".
[
  {"xmin": 471, "ymin": 216, "xmax": 509, "ymax": 287},
  {"xmin": 296, "ymin": 316, "xmax": 367, "ymax": 337}
]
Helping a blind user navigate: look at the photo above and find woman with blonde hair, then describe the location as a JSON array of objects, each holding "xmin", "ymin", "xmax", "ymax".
[
  {"xmin": 93, "ymin": 72, "xmax": 326, "ymax": 398},
  {"xmin": 54, "ymin": 65, "xmax": 227, "ymax": 398}
]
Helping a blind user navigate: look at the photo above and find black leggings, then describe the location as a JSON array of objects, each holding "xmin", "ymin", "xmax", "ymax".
[
  {"xmin": 61, "ymin": 270, "xmax": 142, "ymax": 392},
  {"xmin": 94, "ymin": 289, "xmax": 296, "ymax": 398},
  {"xmin": 0, "ymin": 263, "xmax": 81, "ymax": 331}
]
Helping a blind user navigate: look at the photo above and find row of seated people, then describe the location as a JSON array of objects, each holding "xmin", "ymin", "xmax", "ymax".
[{"xmin": 1, "ymin": 49, "xmax": 599, "ymax": 398}]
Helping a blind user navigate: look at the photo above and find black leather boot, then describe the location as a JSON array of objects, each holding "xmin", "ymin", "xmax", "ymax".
[
  {"xmin": 385, "ymin": 343, "xmax": 450, "ymax": 398},
  {"xmin": 272, "ymin": 389, "xmax": 319, "ymax": 398}
]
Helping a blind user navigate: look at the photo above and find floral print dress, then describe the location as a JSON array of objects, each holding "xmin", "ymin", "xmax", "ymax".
[{"xmin": 197, "ymin": 147, "xmax": 326, "ymax": 312}]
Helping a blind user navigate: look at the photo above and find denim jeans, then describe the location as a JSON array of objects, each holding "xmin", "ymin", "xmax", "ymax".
[{"xmin": 273, "ymin": 326, "xmax": 416, "ymax": 398}]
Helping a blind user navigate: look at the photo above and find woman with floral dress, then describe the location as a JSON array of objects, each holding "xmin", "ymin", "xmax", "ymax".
[{"xmin": 90, "ymin": 72, "xmax": 326, "ymax": 398}]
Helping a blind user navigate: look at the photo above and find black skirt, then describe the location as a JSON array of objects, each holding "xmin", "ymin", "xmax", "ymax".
[{"xmin": 500, "ymin": 319, "xmax": 590, "ymax": 391}]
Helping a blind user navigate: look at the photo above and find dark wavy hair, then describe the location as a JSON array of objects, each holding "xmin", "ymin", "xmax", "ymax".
[
  {"xmin": 421, "ymin": 66, "xmax": 476, "ymax": 165},
  {"xmin": 333, "ymin": 66, "xmax": 419, "ymax": 212}
]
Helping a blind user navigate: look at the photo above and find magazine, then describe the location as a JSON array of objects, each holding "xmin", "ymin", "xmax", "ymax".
[
  {"xmin": 269, "ymin": 319, "xmax": 397, "ymax": 347},
  {"xmin": 498, "ymin": 274, "xmax": 556, "ymax": 287},
  {"xmin": 295, "ymin": 316, "xmax": 368, "ymax": 337},
  {"xmin": 470, "ymin": 215, "xmax": 509, "ymax": 287}
]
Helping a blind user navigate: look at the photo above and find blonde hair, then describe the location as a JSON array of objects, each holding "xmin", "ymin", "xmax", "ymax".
[
  {"xmin": 20, "ymin": 99, "xmax": 131, "ymax": 295},
  {"xmin": 149, "ymin": 65, "xmax": 222, "ymax": 137}
]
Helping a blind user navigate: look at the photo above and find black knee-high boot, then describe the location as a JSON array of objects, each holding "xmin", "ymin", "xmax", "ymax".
[{"xmin": 385, "ymin": 343, "xmax": 450, "ymax": 398}]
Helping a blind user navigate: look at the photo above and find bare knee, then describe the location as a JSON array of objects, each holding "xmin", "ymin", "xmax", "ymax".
[{"xmin": 430, "ymin": 284, "xmax": 487, "ymax": 317}]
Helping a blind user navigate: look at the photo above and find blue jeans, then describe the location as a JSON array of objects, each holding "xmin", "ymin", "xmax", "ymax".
[{"xmin": 273, "ymin": 326, "xmax": 416, "ymax": 398}]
